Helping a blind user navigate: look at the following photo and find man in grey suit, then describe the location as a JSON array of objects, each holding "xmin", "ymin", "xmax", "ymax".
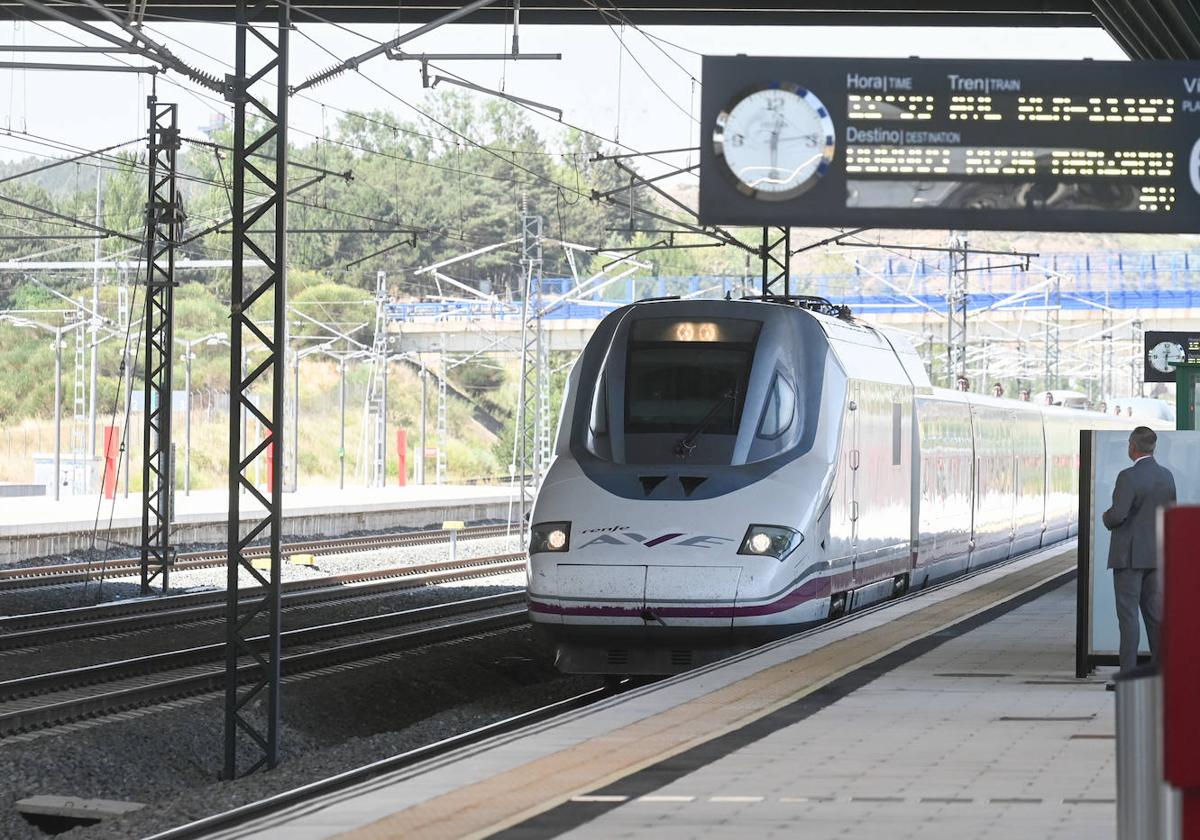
[{"xmin": 1102, "ymin": 426, "xmax": 1177, "ymax": 683}]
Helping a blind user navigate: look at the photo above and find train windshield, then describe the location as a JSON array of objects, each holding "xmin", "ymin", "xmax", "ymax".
[{"xmin": 624, "ymin": 318, "xmax": 760, "ymax": 436}]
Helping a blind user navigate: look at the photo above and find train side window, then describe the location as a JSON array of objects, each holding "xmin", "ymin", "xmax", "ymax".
[
  {"xmin": 590, "ymin": 372, "xmax": 608, "ymax": 437},
  {"xmin": 758, "ymin": 373, "xmax": 795, "ymax": 439},
  {"xmin": 892, "ymin": 402, "xmax": 902, "ymax": 466}
]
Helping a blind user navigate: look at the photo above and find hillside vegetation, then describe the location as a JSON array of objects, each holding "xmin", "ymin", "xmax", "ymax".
[{"xmin": 0, "ymin": 95, "xmax": 1192, "ymax": 489}]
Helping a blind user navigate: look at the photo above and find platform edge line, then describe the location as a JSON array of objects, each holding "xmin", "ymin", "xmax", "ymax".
[{"xmin": 460, "ymin": 559, "xmax": 1076, "ymax": 840}]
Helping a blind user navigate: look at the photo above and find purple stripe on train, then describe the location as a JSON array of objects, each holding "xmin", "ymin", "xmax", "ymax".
[{"xmin": 529, "ymin": 577, "xmax": 829, "ymax": 619}]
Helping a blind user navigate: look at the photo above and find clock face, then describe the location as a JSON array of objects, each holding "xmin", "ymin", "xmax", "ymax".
[
  {"xmin": 713, "ymin": 82, "xmax": 836, "ymax": 201},
  {"xmin": 1148, "ymin": 341, "xmax": 1186, "ymax": 374}
]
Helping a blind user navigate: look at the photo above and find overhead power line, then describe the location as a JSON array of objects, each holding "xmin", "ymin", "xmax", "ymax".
[
  {"xmin": 0, "ymin": 190, "xmax": 142, "ymax": 243},
  {"xmin": 0, "ymin": 60, "xmax": 157, "ymax": 73},
  {"xmin": 13, "ymin": 0, "xmax": 225, "ymax": 92},
  {"xmin": 5, "ymin": 4, "xmax": 716, "ymax": 255},
  {"xmin": 430, "ymin": 75, "xmax": 562, "ymax": 120},
  {"xmin": 291, "ymin": 0, "xmax": 500, "ymax": 95},
  {"xmin": 0, "ymin": 136, "xmax": 142, "ymax": 187}
]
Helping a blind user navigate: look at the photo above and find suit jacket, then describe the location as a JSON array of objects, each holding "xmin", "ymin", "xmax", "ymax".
[{"xmin": 1102, "ymin": 456, "xmax": 1177, "ymax": 569}]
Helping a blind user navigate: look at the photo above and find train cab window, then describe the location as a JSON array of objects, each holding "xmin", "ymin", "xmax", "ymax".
[
  {"xmin": 624, "ymin": 318, "xmax": 760, "ymax": 435},
  {"xmin": 757, "ymin": 373, "xmax": 796, "ymax": 439}
]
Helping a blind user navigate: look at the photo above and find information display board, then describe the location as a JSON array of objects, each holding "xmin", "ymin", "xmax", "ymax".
[
  {"xmin": 1144, "ymin": 330, "xmax": 1200, "ymax": 383},
  {"xmin": 699, "ymin": 56, "xmax": 1200, "ymax": 232}
]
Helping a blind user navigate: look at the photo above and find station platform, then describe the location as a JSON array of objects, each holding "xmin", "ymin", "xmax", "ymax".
[
  {"xmin": 202, "ymin": 542, "xmax": 1115, "ymax": 840},
  {"xmin": 0, "ymin": 485, "xmax": 517, "ymax": 564}
]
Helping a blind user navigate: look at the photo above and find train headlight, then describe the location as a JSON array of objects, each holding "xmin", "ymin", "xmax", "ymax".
[
  {"xmin": 738, "ymin": 525, "xmax": 801, "ymax": 560},
  {"xmin": 748, "ymin": 532, "xmax": 773, "ymax": 554},
  {"xmin": 530, "ymin": 521, "xmax": 571, "ymax": 553}
]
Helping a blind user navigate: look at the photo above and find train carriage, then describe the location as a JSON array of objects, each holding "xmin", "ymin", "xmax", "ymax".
[{"xmin": 527, "ymin": 296, "xmax": 1130, "ymax": 675}]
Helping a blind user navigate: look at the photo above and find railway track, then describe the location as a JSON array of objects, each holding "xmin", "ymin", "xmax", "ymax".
[
  {"xmin": 0, "ymin": 551, "xmax": 527, "ymax": 650},
  {"xmin": 145, "ymin": 682, "xmax": 618, "ymax": 840},
  {"xmin": 0, "ymin": 523, "xmax": 513, "ymax": 590},
  {"xmin": 0, "ymin": 592, "xmax": 528, "ymax": 739}
]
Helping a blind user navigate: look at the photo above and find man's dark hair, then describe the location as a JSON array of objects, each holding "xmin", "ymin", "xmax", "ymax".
[{"xmin": 1130, "ymin": 426, "xmax": 1157, "ymax": 454}]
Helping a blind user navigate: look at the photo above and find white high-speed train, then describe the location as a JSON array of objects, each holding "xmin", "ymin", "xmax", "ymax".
[{"xmin": 527, "ymin": 296, "xmax": 1129, "ymax": 675}]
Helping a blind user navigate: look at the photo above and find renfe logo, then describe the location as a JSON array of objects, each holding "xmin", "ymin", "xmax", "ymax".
[{"xmin": 1192, "ymin": 139, "xmax": 1200, "ymax": 196}]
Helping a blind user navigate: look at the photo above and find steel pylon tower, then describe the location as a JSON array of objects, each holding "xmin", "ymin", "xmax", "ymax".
[
  {"xmin": 536, "ymin": 325, "xmax": 552, "ymax": 474},
  {"xmin": 140, "ymin": 97, "xmax": 182, "ymax": 595},
  {"xmin": 1099, "ymin": 311, "xmax": 1114, "ymax": 401},
  {"xmin": 437, "ymin": 341, "xmax": 448, "ymax": 484},
  {"xmin": 761, "ymin": 227, "xmax": 791, "ymax": 295},
  {"xmin": 516, "ymin": 203, "xmax": 543, "ymax": 539},
  {"xmin": 1043, "ymin": 274, "xmax": 1061, "ymax": 392},
  {"xmin": 117, "ymin": 269, "xmax": 133, "ymax": 498},
  {"xmin": 71, "ymin": 300, "xmax": 87, "ymax": 491},
  {"xmin": 224, "ymin": 0, "xmax": 289, "ymax": 779},
  {"xmin": 365, "ymin": 270, "xmax": 389, "ymax": 487},
  {"xmin": 117, "ymin": 270, "xmax": 131, "ymax": 333},
  {"xmin": 1130, "ymin": 319, "xmax": 1144, "ymax": 397},
  {"xmin": 946, "ymin": 235, "xmax": 968, "ymax": 386}
]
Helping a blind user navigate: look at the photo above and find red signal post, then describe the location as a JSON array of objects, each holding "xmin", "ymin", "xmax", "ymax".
[
  {"xmin": 102, "ymin": 426, "xmax": 119, "ymax": 500},
  {"xmin": 1163, "ymin": 506, "xmax": 1200, "ymax": 840}
]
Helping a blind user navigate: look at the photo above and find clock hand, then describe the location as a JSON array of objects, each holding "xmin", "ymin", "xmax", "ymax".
[{"xmin": 769, "ymin": 114, "xmax": 784, "ymax": 177}]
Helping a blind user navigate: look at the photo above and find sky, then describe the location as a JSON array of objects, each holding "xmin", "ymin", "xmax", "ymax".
[{"xmin": 0, "ymin": 16, "xmax": 1127, "ymax": 172}]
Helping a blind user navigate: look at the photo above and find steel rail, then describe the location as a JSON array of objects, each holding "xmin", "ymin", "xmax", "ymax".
[
  {"xmin": 0, "ymin": 553, "xmax": 526, "ymax": 648},
  {"xmin": 0, "ymin": 523, "xmax": 511, "ymax": 589},
  {"xmin": 0, "ymin": 594, "xmax": 528, "ymax": 738}
]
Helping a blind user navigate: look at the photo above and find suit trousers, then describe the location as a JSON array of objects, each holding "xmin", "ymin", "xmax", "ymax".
[{"xmin": 1112, "ymin": 568, "xmax": 1162, "ymax": 672}]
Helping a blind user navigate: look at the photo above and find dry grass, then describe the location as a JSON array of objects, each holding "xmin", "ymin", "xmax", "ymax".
[{"xmin": 0, "ymin": 359, "xmax": 503, "ymax": 490}]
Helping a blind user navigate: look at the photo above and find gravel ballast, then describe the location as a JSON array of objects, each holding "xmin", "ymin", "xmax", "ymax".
[{"xmin": 0, "ymin": 625, "xmax": 602, "ymax": 840}]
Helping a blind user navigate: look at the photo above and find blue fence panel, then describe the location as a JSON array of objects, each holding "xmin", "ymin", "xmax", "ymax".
[{"xmin": 384, "ymin": 251, "xmax": 1200, "ymax": 323}]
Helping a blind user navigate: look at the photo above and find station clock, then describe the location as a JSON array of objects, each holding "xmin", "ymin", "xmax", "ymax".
[
  {"xmin": 1148, "ymin": 340, "xmax": 1187, "ymax": 376},
  {"xmin": 712, "ymin": 81, "xmax": 836, "ymax": 201}
]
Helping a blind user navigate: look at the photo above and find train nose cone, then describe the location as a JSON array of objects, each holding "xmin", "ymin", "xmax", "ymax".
[{"xmin": 643, "ymin": 565, "xmax": 742, "ymax": 627}]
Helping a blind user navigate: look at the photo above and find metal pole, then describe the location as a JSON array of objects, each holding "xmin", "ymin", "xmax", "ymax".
[
  {"xmin": 88, "ymin": 167, "xmax": 101, "ymax": 466},
  {"xmin": 291, "ymin": 348, "xmax": 299, "ymax": 491},
  {"xmin": 140, "ymin": 96, "xmax": 179, "ymax": 596},
  {"xmin": 266, "ymin": 1, "xmax": 288, "ymax": 770},
  {"xmin": 381, "ymin": 348, "xmax": 388, "ymax": 486},
  {"xmin": 419, "ymin": 363, "xmax": 427, "ymax": 485},
  {"xmin": 184, "ymin": 342, "xmax": 192, "ymax": 495},
  {"xmin": 224, "ymin": 0, "xmax": 288, "ymax": 777},
  {"xmin": 760, "ymin": 227, "xmax": 768, "ymax": 293},
  {"xmin": 338, "ymin": 356, "xmax": 346, "ymax": 490},
  {"xmin": 122, "ymin": 344, "xmax": 131, "ymax": 498},
  {"xmin": 240, "ymin": 345, "xmax": 246, "ymax": 495},
  {"xmin": 955, "ymin": 240, "xmax": 964, "ymax": 381},
  {"xmin": 53, "ymin": 327, "xmax": 62, "ymax": 501},
  {"xmin": 947, "ymin": 241, "xmax": 955, "ymax": 384},
  {"xmin": 1116, "ymin": 668, "xmax": 1166, "ymax": 840},
  {"xmin": 169, "ymin": 441, "xmax": 176, "ymax": 529}
]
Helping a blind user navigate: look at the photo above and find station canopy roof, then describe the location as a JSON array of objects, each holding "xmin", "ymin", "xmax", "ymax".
[{"xmin": 0, "ymin": 1, "xmax": 1197, "ymax": 59}]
